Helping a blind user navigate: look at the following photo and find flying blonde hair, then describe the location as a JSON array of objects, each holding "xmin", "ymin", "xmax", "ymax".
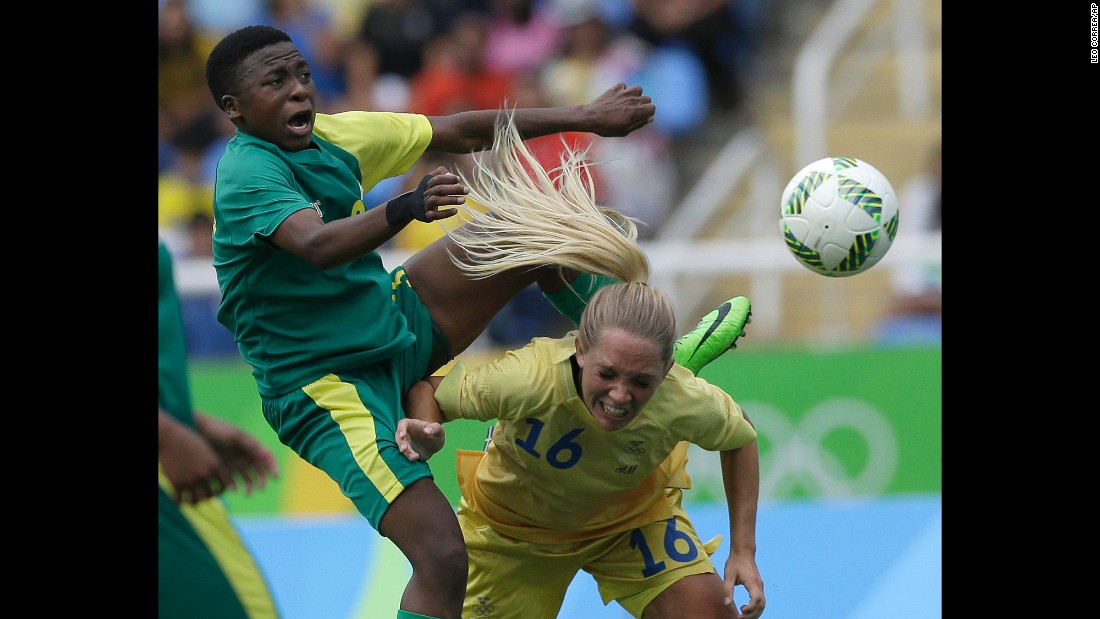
[{"xmin": 444, "ymin": 107, "xmax": 651, "ymax": 286}]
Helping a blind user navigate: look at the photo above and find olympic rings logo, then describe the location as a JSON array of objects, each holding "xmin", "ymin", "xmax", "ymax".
[
  {"xmin": 685, "ymin": 398, "xmax": 898, "ymax": 498},
  {"xmin": 472, "ymin": 596, "xmax": 495, "ymax": 617}
]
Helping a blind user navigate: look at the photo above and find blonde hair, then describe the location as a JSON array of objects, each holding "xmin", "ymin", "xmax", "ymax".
[
  {"xmin": 578, "ymin": 282, "xmax": 677, "ymax": 363},
  {"xmin": 444, "ymin": 108, "xmax": 650, "ymax": 285}
]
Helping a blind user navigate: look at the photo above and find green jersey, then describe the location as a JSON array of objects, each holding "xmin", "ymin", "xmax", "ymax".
[
  {"xmin": 159, "ymin": 240, "xmax": 194, "ymax": 427},
  {"xmin": 211, "ymin": 112, "xmax": 432, "ymax": 396}
]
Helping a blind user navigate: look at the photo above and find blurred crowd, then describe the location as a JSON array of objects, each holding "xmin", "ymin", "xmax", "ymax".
[
  {"xmin": 159, "ymin": 0, "xmax": 767, "ymax": 256},
  {"xmin": 159, "ymin": 0, "xmax": 941, "ymax": 353},
  {"xmin": 875, "ymin": 139, "xmax": 941, "ymax": 347},
  {"xmin": 159, "ymin": 0, "xmax": 769, "ymax": 351}
]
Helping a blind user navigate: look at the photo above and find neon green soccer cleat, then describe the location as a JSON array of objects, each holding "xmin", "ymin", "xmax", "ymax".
[{"xmin": 673, "ymin": 296, "xmax": 752, "ymax": 376}]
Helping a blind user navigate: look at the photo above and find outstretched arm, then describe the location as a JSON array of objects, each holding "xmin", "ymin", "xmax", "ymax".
[
  {"xmin": 397, "ymin": 376, "xmax": 448, "ymax": 462},
  {"xmin": 426, "ymin": 83, "xmax": 656, "ymax": 153},
  {"xmin": 721, "ymin": 411, "xmax": 767, "ymax": 618}
]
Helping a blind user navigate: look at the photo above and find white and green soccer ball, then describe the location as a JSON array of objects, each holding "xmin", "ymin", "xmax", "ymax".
[{"xmin": 779, "ymin": 156, "xmax": 900, "ymax": 277}]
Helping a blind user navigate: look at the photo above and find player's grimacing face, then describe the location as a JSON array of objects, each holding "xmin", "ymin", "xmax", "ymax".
[
  {"xmin": 227, "ymin": 41, "xmax": 316, "ymax": 152},
  {"xmin": 575, "ymin": 328, "xmax": 669, "ymax": 432}
]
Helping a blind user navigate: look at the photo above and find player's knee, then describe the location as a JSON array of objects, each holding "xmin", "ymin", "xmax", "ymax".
[
  {"xmin": 641, "ymin": 572, "xmax": 733, "ymax": 619},
  {"xmin": 438, "ymin": 533, "xmax": 469, "ymax": 579},
  {"xmin": 413, "ymin": 533, "xmax": 467, "ymax": 590}
]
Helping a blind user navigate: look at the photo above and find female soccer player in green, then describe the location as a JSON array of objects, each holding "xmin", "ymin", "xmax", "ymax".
[{"xmin": 204, "ymin": 24, "xmax": 658, "ymax": 619}]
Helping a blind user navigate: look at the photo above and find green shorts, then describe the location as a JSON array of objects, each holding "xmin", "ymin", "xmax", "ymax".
[
  {"xmin": 158, "ymin": 468, "xmax": 279, "ymax": 619},
  {"xmin": 459, "ymin": 488, "xmax": 719, "ymax": 619},
  {"xmin": 260, "ymin": 266, "xmax": 450, "ymax": 530}
]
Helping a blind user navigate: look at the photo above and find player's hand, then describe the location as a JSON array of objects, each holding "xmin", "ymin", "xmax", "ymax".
[
  {"xmin": 195, "ymin": 413, "xmax": 279, "ymax": 496},
  {"xmin": 583, "ymin": 83, "xmax": 656, "ymax": 137},
  {"xmin": 159, "ymin": 413, "xmax": 237, "ymax": 505},
  {"xmin": 385, "ymin": 165, "xmax": 464, "ymax": 227},
  {"xmin": 723, "ymin": 551, "xmax": 766, "ymax": 618},
  {"xmin": 417, "ymin": 166, "xmax": 466, "ymax": 222},
  {"xmin": 396, "ymin": 418, "xmax": 446, "ymax": 462}
]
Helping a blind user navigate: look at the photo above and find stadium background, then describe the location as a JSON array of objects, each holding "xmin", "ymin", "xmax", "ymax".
[{"xmin": 163, "ymin": 0, "xmax": 942, "ymax": 616}]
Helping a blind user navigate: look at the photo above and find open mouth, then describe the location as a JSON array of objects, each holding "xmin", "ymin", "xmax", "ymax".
[{"xmin": 288, "ymin": 110, "xmax": 312, "ymax": 130}]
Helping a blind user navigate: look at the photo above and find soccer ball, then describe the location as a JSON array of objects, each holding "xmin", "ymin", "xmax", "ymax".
[{"xmin": 779, "ymin": 156, "xmax": 900, "ymax": 277}]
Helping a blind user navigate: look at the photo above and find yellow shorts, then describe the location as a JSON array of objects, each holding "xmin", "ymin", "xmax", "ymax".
[{"xmin": 458, "ymin": 488, "xmax": 722, "ymax": 619}]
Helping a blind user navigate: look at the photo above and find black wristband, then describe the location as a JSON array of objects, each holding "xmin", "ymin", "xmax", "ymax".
[{"xmin": 385, "ymin": 174, "xmax": 433, "ymax": 227}]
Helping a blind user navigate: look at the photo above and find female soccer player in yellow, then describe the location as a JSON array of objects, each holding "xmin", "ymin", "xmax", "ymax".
[
  {"xmin": 397, "ymin": 282, "xmax": 766, "ymax": 619},
  {"xmin": 395, "ymin": 114, "xmax": 766, "ymax": 618}
]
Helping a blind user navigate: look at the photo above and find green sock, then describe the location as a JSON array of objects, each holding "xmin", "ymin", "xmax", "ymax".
[
  {"xmin": 396, "ymin": 611, "xmax": 441, "ymax": 619},
  {"xmin": 542, "ymin": 273, "xmax": 621, "ymax": 326}
]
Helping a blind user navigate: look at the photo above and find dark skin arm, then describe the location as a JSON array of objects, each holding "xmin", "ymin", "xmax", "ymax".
[
  {"xmin": 271, "ymin": 166, "xmax": 466, "ymax": 270},
  {"xmin": 426, "ymin": 83, "xmax": 655, "ymax": 152},
  {"xmin": 271, "ymin": 83, "xmax": 655, "ymax": 269},
  {"xmin": 396, "ymin": 376, "xmax": 448, "ymax": 462}
]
